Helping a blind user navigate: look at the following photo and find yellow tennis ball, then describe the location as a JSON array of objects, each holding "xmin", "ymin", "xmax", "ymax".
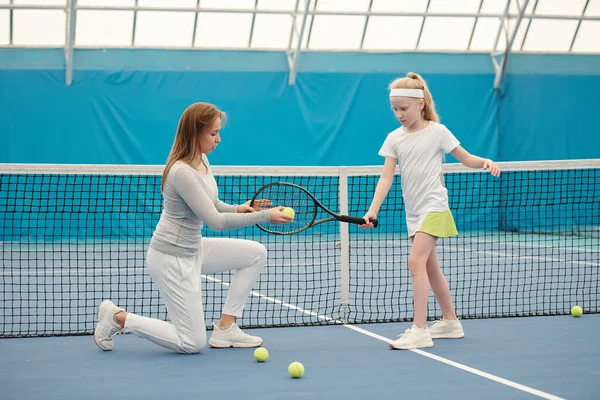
[
  {"xmin": 254, "ymin": 347, "xmax": 269, "ymax": 362},
  {"xmin": 288, "ymin": 361, "xmax": 304, "ymax": 378},
  {"xmin": 281, "ymin": 207, "xmax": 295, "ymax": 218},
  {"xmin": 571, "ymin": 305, "xmax": 583, "ymax": 317}
]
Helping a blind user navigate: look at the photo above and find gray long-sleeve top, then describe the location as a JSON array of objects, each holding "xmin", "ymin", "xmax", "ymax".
[{"xmin": 149, "ymin": 158, "xmax": 270, "ymax": 257}]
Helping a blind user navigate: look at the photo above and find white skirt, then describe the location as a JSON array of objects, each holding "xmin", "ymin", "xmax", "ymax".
[{"xmin": 406, "ymin": 213, "xmax": 430, "ymax": 237}]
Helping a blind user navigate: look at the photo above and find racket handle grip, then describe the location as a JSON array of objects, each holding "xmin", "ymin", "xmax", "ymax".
[{"xmin": 339, "ymin": 215, "xmax": 379, "ymax": 228}]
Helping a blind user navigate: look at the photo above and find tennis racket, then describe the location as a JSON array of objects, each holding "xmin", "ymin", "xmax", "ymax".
[{"xmin": 249, "ymin": 182, "xmax": 378, "ymax": 235}]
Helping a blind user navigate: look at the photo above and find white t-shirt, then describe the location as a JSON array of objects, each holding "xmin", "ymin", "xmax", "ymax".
[{"xmin": 378, "ymin": 122, "xmax": 460, "ymax": 217}]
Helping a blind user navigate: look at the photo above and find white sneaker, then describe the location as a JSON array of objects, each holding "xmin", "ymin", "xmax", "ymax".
[
  {"xmin": 428, "ymin": 319, "xmax": 465, "ymax": 339},
  {"xmin": 389, "ymin": 326, "xmax": 433, "ymax": 350},
  {"xmin": 93, "ymin": 300, "xmax": 124, "ymax": 351},
  {"xmin": 208, "ymin": 323, "xmax": 263, "ymax": 348}
]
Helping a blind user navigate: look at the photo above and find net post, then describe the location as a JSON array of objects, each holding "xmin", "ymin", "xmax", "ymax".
[
  {"xmin": 339, "ymin": 304, "xmax": 351, "ymax": 324},
  {"xmin": 339, "ymin": 167, "xmax": 351, "ymax": 316}
]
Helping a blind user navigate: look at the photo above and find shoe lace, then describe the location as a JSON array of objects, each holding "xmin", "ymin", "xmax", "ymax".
[
  {"xmin": 110, "ymin": 325, "xmax": 123, "ymax": 337},
  {"xmin": 429, "ymin": 319, "xmax": 444, "ymax": 329},
  {"xmin": 100, "ymin": 319, "xmax": 122, "ymax": 338},
  {"xmin": 230, "ymin": 324, "xmax": 250, "ymax": 338},
  {"xmin": 397, "ymin": 328, "xmax": 414, "ymax": 339}
]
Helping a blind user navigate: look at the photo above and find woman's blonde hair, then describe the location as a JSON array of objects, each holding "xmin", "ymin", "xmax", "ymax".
[
  {"xmin": 389, "ymin": 72, "xmax": 439, "ymax": 123},
  {"xmin": 161, "ymin": 102, "xmax": 225, "ymax": 191}
]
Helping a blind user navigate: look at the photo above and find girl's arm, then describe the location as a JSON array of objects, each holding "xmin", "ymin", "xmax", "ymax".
[
  {"xmin": 361, "ymin": 157, "xmax": 397, "ymax": 228},
  {"xmin": 450, "ymin": 146, "xmax": 501, "ymax": 176}
]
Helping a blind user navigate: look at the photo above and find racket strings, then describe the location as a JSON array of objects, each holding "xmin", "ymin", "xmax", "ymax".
[{"xmin": 254, "ymin": 184, "xmax": 318, "ymax": 234}]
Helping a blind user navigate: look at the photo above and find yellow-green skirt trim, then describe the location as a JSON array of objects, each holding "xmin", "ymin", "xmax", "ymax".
[{"xmin": 408, "ymin": 209, "xmax": 458, "ymax": 238}]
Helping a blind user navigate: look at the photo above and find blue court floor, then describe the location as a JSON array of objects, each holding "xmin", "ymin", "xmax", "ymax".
[{"xmin": 1, "ymin": 314, "xmax": 598, "ymax": 400}]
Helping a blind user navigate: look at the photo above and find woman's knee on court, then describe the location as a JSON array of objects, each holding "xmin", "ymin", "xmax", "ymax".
[{"xmin": 179, "ymin": 331, "xmax": 207, "ymax": 354}]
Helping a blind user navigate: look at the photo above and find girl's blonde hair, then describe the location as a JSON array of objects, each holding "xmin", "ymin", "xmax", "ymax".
[
  {"xmin": 162, "ymin": 102, "xmax": 225, "ymax": 191},
  {"xmin": 389, "ymin": 72, "xmax": 439, "ymax": 123}
]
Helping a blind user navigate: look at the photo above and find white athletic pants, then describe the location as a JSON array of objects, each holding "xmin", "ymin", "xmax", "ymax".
[{"xmin": 123, "ymin": 238, "xmax": 267, "ymax": 354}]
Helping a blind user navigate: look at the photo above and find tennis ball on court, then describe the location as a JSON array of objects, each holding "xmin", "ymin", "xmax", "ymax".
[
  {"xmin": 254, "ymin": 347, "xmax": 269, "ymax": 362},
  {"xmin": 281, "ymin": 207, "xmax": 295, "ymax": 218},
  {"xmin": 571, "ymin": 305, "xmax": 583, "ymax": 317},
  {"xmin": 288, "ymin": 361, "xmax": 304, "ymax": 378}
]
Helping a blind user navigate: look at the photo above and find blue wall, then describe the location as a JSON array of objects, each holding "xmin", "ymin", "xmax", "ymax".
[
  {"xmin": 1, "ymin": 49, "xmax": 599, "ymax": 166},
  {"xmin": 500, "ymin": 73, "xmax": 600, "ymax": 161}
]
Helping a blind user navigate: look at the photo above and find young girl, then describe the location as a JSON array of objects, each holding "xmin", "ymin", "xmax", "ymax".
[
  {"xmin": 93, "ymin": 102, "xmax": 293, "ymax": 354},
  {"xmin": 360, "ymin": 73, "xmax": 500, "ymax": 350}
]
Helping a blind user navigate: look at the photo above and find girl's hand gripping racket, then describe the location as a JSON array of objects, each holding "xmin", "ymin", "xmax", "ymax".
[{"xmin": 250, "ymin": 182, "xmax": 378, "ymax": 235}]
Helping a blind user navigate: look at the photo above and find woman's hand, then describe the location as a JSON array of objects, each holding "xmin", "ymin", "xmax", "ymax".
[
  {"xmin": 235, "ymin": 199, "xmax": 272, "ymax": 213},
  {"xmin": 235, "ymin": 200, "xmax": 292, "ymax": 224},
  {"xmin": 269, "ymin": 207, "xmax": 294, "ymax": 224}
]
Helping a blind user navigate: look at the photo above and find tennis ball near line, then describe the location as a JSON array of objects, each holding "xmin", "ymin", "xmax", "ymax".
[
  {"xmin": 288, "ymin": 361, "xmax": 304, "ymax": 378},
  {"xmin": 281, "ymin": 207, "xmax": 295, "ymax": 218},
  {"xmin": 571, "ymin": 305, "xmax": 583, "ymax": 317},
  {"xmin": 254, "ymin": 347, "xmax": 269, "ymax": 362}
]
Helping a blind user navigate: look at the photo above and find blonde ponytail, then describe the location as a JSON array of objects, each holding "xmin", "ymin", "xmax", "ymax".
[{"xmin": 389, "ymin": 72, "xmax": 439, "ymax": 123}]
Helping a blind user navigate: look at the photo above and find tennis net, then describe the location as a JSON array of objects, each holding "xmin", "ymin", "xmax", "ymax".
[{"xmin": 1, "ymin": 160, "xmax": 598, "ymax": 337}]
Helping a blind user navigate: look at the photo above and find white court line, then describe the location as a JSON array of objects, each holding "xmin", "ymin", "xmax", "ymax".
[
  {"xmin": 0, "ymin": 266, "xmax": 148, "ymax": 277},
  {"xmin": 343, "ymin": 325, "xmax": 565, "ymax": 400},
  {"xmin": 0, "ymin": 263, "xmax": 318, "ymax": 277},
  {"xmin": 469, "ymin": 238, "xmax": 600, "ymax": 254},
  {"xmin": 441, "ymin": 245, "xmax": 599, "ymax": 267},
  {"xmin": 207, "ymin": 275, "xmax": 565, "ymax": 400},
  {"xmin": 203, "ymin": 274, "xmax": 334, "ymax": 321},
  {"xmin": 366, "ymin": 238, "xmax": 600, "ymax": 255},
  {"xmin": 354, "ymin": 239, "xmax": 599, "ymax": 267},
  {"xmin": 3, "ymin": 241, "xmax": 598, "ymax": 277}
]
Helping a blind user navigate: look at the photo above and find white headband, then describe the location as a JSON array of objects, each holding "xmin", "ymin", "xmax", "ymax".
[{"xmin": 389, "ymin": 88, "xmax": 424, "ymax": 98}]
